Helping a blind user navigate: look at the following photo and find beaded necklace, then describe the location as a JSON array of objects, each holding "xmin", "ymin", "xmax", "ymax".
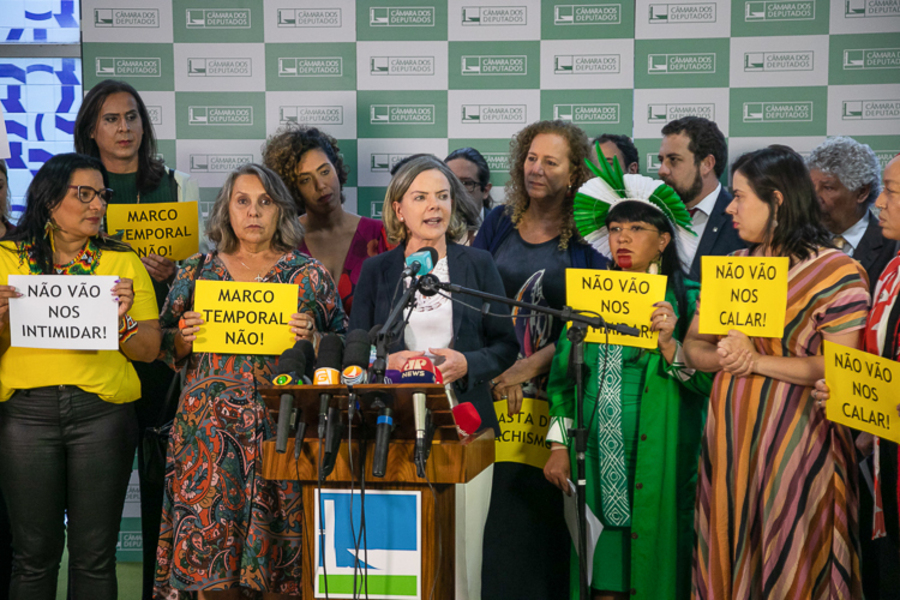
[{"xmin": 20, "ymin": 238, "xmax": 102, "ymax": 275}]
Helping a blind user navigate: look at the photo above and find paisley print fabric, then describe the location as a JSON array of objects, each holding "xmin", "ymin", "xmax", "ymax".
[{"xmin": 154, "ymin": 251, "xmax": 347, "ymax": 597}]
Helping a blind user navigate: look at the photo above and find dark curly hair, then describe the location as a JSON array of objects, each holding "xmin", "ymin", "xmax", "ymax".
[
  {"xmin": 506, "ymin": 120, "xmax": 592, "ymax": 250},
  {"xmin": 74, "ymin": 79, "xmax": 167, "ymax": 193},
  {"xmin": 261, "ymin": 123, "xmax": 348, "ymax": 213},
  {"xmin": 661, "ymin": 116, "xmax": 728, "ymax": 179}
]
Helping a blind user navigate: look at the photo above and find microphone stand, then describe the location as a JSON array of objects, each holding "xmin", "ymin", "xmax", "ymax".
[
  {"xmin": 371, "ymin": 275, "xmax": 421, "ymax": 383},
  {"xmin": 418, "ymin": 274, "xmax": 638, "ymax": 600}
]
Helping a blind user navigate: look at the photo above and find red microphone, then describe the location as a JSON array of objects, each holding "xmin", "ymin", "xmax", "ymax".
[{"xmin": 401, "ymin": 356, "xmax": 481, "ymax": 437}]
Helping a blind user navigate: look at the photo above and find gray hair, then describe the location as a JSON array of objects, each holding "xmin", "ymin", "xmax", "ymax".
[
  {"xmin": 383, "ymin": 155, "xmax": 469, "ymax": 246},
  {"xmin": 806, "ymin": 136, "xmax": 881, "ymax": 204},
  {"xmin": 206, "ymin": 163, "xmax": 304, "ymax": 253}
]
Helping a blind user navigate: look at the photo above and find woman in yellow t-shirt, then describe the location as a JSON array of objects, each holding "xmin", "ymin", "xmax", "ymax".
[{"xmin": 0, "ymin": 153, "xmax": 161, "ymax": 600}]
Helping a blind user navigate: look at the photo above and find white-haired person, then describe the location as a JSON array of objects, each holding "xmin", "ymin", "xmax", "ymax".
[{"xmin": 154, "ymin": 163, "xmax": 347, "ymax": 599}]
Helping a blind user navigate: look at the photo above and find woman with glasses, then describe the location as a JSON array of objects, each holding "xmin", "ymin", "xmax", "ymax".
[
  {"xmin": 0, "ymin": 153, "xmax": 161, "ymax": 600},
  {"xmin": 263, "ymin": 124, "xmax": 389, "ymax": 315}
]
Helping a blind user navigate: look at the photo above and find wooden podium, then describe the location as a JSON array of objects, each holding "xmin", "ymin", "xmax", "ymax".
[{"xmin": 260, "ymin": 383, "xmax": 494, "ymax": 599}]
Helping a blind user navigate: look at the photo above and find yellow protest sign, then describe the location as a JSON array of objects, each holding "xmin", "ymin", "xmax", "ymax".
[
  {"xmin": 193, "ymin": 280, "xmax": 298, "ymax": 356},
  {"xmin": 699, "ymin": 256, "xmax": 789, "ymax": 338},
  {"xmin": 824, "ymin": 340, "xmax": 900, "ymax": 444},
  {"xmin": 106, "ymin": 201, "xmax": 199, "ymax": 261},
  {"xmin": 494, "ymin": 397, "xmax": 551, "ymax": 469},
  {"xmin": 566, "ymin": 268, "xmax": 667, "ymax": 349}
]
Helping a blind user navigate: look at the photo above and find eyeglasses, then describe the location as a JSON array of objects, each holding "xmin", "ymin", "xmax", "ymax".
[
  {"xmin": 459, "ymin": 179, "xmax": 481, "ymax": 193},
  {"xmin": 69, "ymin": 185, "xmax": 113, "ymax": 204},
  {"xmin": 609, "ymin": 225, "xmax": 660, "ymax": 236}
]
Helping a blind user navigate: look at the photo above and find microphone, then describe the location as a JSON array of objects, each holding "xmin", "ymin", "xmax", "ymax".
[
  {"xmin": 444, "ymin": 384, "xmax": 482, "ymax": 436},
  {"xmin": 401, "ymin": 246, "xmax": 439, "ymax": 278},
  {"xmin": 341, "ymin": 329, "xmax": 371, "ymax": 386},
  {"xmin": 401, "ymin": 357, "xmax": 438, "ymax": 477},
  {"xmin": 371, "ymin": 397, "xmax": 394, "ymax": 478},
  {"xmin": 315, "ymin": 334, "xmax": 344, "ymax": 441},
  {"xmin": 290, "ymin": 340, "xmax": 316, "ymax": 459},
  {"xmin": 320, "ymin": 405, "xmax": 343, "ymax": 482},
  {"xmin": 273, "ymin": 346, "xmax": 309, "ymax": 454}
]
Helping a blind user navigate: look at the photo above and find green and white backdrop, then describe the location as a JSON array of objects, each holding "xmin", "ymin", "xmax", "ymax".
[
  {"xmin": 81, "ymin": 0, "xmax": 900, "ymax": 224},
  {"xmin": 77, "ymin": 0, "xmax": 900, "ymax": 564}
]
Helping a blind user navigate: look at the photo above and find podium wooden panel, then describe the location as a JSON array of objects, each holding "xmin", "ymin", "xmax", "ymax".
[{"xmin": 260, "ymin": 383, "xmax": 494, "ymax": 599}]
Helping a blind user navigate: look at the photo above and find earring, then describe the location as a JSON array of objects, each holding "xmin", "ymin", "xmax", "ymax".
[
  {"xmin": 399, "ymin": 216, "xmax": 404, "ymax": 222},
  {"xmin": 44, "ymin": 219, "xmax": 60, "ymax": 253},
  {"xmin": 648, "ymin": 253, "xmax": 662, "ymax": 275}
]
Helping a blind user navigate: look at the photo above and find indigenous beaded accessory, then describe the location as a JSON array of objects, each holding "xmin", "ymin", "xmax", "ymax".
[
  {"xmin": 573, "ymin": 142, "xmax": 698, "ymax": 262},
  {"xmin": 119, "ymin": 314, "xmax": 138, "ymax": 343},
  {"xmin": 20, "ymin": 238, "xmax": 102, "ymax": 275}
]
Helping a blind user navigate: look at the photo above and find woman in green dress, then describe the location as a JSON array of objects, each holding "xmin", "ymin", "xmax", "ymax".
[{"xmin": 544, "ymin": 157, "xmax": 711, "ymax": 600}]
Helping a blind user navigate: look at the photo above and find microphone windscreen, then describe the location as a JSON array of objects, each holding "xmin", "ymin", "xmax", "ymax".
[
  {"xmin": 400, "ymin": 356, "xmax": 438, "ymax": 384},
  {"xmin": 275, "ymin": 348, "xmax": 306, "ymax": 376},
  {"xmin": 316, "ymin": 334, "xmax": 344, "ymax": 371},
  {"xmin": 368, "ymin": 324, "xmax": 383, "ymax": 345},
  {"xmin": 424, "ymin": 246, "xmax": 438, "ymax": 270},
  {"xmin": 342, "ymin": 329, "xmax": 371, "ymax": 370},
  {"xmin": 294, "ymin": 339, "xmax": 316, "ymax": 380},
  {"xmin": 452, "ymin": 402, "xmax": 482, "ymax": 436}
]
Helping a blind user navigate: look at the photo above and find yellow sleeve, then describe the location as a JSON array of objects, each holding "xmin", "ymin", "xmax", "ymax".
[{"xmin": 100, "ymin": 251, "xmax": 159, "ymax": 322}]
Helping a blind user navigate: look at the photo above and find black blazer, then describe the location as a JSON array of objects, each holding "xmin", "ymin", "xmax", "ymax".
[
  {"xmin": 855, "ymin": 212, "xmax": 899, "ymax": 294},
  {"xmin": 350, "ymin": 243, "xmax": 519, "ymax": 433},
  {"xmin": 688, "ymin": 186, "xmax": 745, "ymax": 281}
]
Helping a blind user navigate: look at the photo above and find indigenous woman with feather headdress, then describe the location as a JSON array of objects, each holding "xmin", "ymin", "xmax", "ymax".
[{"xmin": 544, "ymin": 148, "xmax": 712, "ymax": 600}]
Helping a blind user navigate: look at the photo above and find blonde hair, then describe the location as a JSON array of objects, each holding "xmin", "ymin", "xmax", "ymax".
[
  {"xmin": 383, "ymin": 155, "xmax": 468, "ymax": 246},
  {"xmin": 505, "ymin": 120, "xmax": 592, "ymax": 250}
]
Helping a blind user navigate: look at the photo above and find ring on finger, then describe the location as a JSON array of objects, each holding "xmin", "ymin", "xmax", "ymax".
[
  {"xmin": 501, "ymin": 395, "xmax": 509, "ymax": 400},
  {"xmin": 306, "ymin": 321, "xmax": 314, "ymax": 330}
]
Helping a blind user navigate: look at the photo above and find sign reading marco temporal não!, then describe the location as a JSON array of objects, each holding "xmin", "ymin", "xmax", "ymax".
[
  {"xmin": 106, "ymin": 201, "xmax": 200, "ymax": 261},
  {"xmin": 699, "ymin": 256, "xmax": 789, "ymax": 338},
  {"xmin": 193, "ymin": 281, "xmax": 298, "ymax": 355},
  {"xmin": 566, "ymin": 268, "xmax": 668, "ymax": 349},
  {"xmin": 824, "ymin": 341, "xmax": 900, "ymax": 444},
  {"xmin": 7, "ymin": 275, "xmax": 120, "ymax": 350}
]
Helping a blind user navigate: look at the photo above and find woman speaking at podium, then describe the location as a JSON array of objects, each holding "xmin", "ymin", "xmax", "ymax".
[
  {"xmin": 154, "ymin": 164, "xmax": 346, "ymax": 599},
  {"xmin": 0, "ymin": 153, "xmax": 161, "ymax": 599},
  {"xmin": 350, "ymin": 154, "xmax": 517, "ymax": 434},
  {"xmin": 543, "ymin": 159, "xmax": 710, "ymax": 599}
]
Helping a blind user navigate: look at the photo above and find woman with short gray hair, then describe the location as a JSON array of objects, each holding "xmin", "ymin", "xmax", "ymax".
[{"xmin": 154, "ymin": 163, "xmax": 347, "ymax": 598}]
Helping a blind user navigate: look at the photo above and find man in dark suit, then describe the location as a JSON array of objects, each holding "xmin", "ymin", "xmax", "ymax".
[
  {"xmin": 807, "ymin": 136, "xmax": 896, "ymax": 293},
  {"xmin": 657, "ymin": 116, "xmax": 744, "ymax": 281},
  {"xmin": 808, "ymin": 137, "xmax": 899, "ymax": 600}
]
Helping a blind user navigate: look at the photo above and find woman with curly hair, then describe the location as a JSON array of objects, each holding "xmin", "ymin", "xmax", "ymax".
[
  {"xmin": 263, "ymin": 124, "xmax": 389, "ymax": 315},
  {"xmin": 474, "ymin": 120, "xmax": 608, "ymax": 600}
]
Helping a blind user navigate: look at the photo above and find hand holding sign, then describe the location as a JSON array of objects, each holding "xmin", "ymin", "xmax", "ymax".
[
  {"xmin": 112, "ymin": 278, "xmax": 135, "ymax": 318},
  {"xmin": 141, "ymin": 254, "xmax": 178, "ymax": 283},
  {"xmin": 0, "ymin": 284, "xmax": 23, "ymax": 333},
  {"xmin": 289, "ymin": 312, "xmax": 316, "ymax": 343}
]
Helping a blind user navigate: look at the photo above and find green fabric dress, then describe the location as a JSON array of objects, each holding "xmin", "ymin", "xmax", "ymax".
[{"xmin": 547, "ymin": 280, "xmax": 711, "ymax": 599}]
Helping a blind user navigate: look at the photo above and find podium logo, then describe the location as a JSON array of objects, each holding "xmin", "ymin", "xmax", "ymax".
[
  {"xmin": 842, "ymin": 100, "xmax": 900, "ymax": 121},
  {"xmin": 554, "ymin": 4, "xmax": 622, "ymax": 25},
  {"xmin": 188, "ymin": 106, "xmax": 253, "ymax": 126},
  {"xmin": 276, "ymin": 8, "xmax": 341, "ymax": 27},
  {"xmin": 185, "ymin": 9, "xmax": 251, "ymax": 28},
  {"xmin": 461, "ymin": 55, "xmax": 527, "ymax": 75},
  {"xmin": 742, "ymin": 101, "xmax": 813, "ymax": 122},
  {"xmin": 843, "ymin": 48, "xmax": 900, "ymax": 70},
  {"xmin": 370, "ymin": 105, "xmax": 435, "ymax": 125},
  {"xmin": 649, "ymin": 2, "xmax": 717, "ymax": 23},
  {"xmin": 743, "ymin": 1, "xmax": 815, "ymax": 21},
  {"xmin": 278, "ymin": 57, "xmax": 342, "ymax": 77},
  {"xmin": 461, "ymin": 6, "xmax": 527, "ymax": 25},
  {"xmin": 554, "ymin": 54, "xmax": 621, "ymax": 74},
  {"xmin": 117, "ymin": 532, "xmax": 142, "ymax": 550},
  {"xmin": 190, "ymin": 154, "xmax": 253, "ymax": 173},
  {"xmin": 146, "ymin": 105, "xmax": 163, "ymax": 126},
  {"xmin": 188, "ymin": 58, "xmax": 252, "ymax": 77},
  {"xmin": 648, "ymin": 53, "xmax": 716, "ymax": 74},
  {"xmin": 279, "ymin": 106, "xmax": 343, "ymax": 125},
  {"xmin": 554, "ymin": 103, "xmax": 620, "ymax": 124},
  {"xmin": 647, "ymin": 103, "xmax": 715, "ymax": 123},
  {"xmin": 845, "ymin": 0, "xmax": 900, "ymax": 17},
  {"xmin": 94, "ymin": 8, "xmax": 160, "ymax": 27},
  {"xmin": 461, "ymin": 104, "xmax": 527, "ymax": 124},
  {"xmin": 369, "ymin": 6, "xmax": 436, "ymax": 26},
  {"xmin": 95, "ymin": 57, "xmax": 161, "ymax": 78},
  {"xmin": 315, "ymin": 490, "xmax": 421, "ymax": 598},
  {"xmin": 371, "ymin": 153, "xmax": 413, "ymax": 172},
  {"xmin": 370, "ymin": 56, "xmax": 435, "ymax": 76},
  {"xmin": 743, "ymin": 51, "xmax": 814, "ymax": 72},
  {"xmin": 646, "ymin": 153, "xmax": 662, "ymax": 172}
]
